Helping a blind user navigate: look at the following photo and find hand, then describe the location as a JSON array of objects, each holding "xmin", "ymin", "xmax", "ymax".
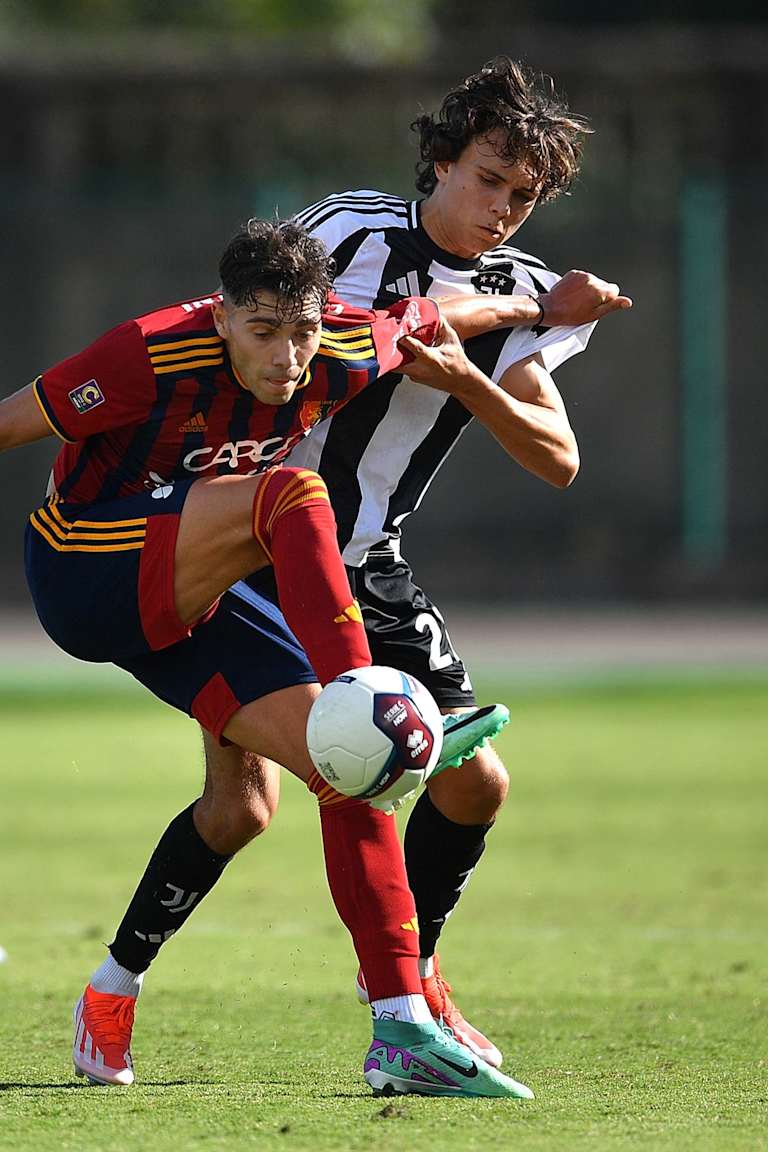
[
  {"xmin": 398, "ymin": 317, "xmax": 479, "ymax": 393},
  {"xmin": 538, "ymin": 270, "xmax": 633, "ymax": 327}
]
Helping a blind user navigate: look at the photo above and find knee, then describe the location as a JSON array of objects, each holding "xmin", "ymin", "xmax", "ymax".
[
  {"xmin": 477, "ymin": 747, "xmax": 510, "ymax": 812},
  {"xmin": 196, "ymin": 793, "xmax": 275, "ymax": 855},
  {"xmin": 241, "ymin": 762, "xmax": 279, "ymax": 839},
  {"xmin": 427, "ymin": 744, "xmax": 509, "ymax": 825},
  {"xmin": 197, "ymin": 752, "xmax": 279, "ymax": 854}
]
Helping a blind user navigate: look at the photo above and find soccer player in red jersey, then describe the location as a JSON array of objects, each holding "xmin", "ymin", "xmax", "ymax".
[{"xmin": 0, "ymin": 219, "xmax": 536, "ymax": 1098}]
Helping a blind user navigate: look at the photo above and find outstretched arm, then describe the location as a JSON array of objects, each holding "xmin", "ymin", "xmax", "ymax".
[
  {"xmin": 438, "ymin": 270, "xmax": 632, "ymax": 340},
  {"xmin": 0, "ymin": 383, "xmax": 54, "ymax": 453},
  {"xmin": 399, "ymin": 321, "xmax": 578, "ymax": 489}
]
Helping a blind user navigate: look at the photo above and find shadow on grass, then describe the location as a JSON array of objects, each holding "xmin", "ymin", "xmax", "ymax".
[{"xmin": 0, "ymin": 1079, "xmax": 206, "ymax": 1090}]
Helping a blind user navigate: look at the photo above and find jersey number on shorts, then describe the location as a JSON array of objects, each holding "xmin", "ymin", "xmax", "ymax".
[{"xmin": 414, "ymin": 610, "xmax": 459, "ymax": 670}]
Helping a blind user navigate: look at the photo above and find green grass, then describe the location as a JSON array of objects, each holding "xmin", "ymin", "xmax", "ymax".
[{"xmin": 1, "ymin": 676, "xmax": 767, "ymax": 1150}]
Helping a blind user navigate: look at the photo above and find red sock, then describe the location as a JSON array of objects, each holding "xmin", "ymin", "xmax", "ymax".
[
  {"xmin": 308, "ymin": 772, "xmax": 421, "ymax": 1000},
  {"xmin": 252, "ymin": 467, "xmax": 371, "ymax": 684}
]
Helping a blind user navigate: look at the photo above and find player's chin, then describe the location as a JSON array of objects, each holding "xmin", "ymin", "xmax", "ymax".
[{"xmin": 255, "ymin": 380, "xmax": 298, "ymax": 405}]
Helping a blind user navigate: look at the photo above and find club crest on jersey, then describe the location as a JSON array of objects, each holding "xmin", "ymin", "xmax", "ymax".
[
  {"xmin": 473, "ymin": 270, "xmax": 517, "ymax": 296},
  {"xmin": 68, "ymin": 379, "xmax": 105, "ymax": 414},
  {"xmin": 300, "ymin": 400, "xmax": 334, "ymax": 429}
]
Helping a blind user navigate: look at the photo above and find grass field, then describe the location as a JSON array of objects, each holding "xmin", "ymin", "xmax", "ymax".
[{"xmin": 1, "ymin": 674, "xmax": 766, "ymax": 1151}]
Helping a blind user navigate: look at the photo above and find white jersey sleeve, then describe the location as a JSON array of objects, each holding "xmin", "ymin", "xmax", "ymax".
[{"xmin": 483, "ymin": 259, "xmax": 594, "ymax": 381}]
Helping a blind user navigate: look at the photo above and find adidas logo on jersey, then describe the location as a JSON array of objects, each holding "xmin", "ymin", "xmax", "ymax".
[
  {"xmin": 178, "ymin": 412, "xmax": 208, "ymax": 433},
  {"xmin": 385, "ymin": 270, "xmax": 421, "ymax": 298}
]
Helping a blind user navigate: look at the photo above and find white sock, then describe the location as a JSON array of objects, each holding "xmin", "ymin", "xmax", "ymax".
[
  {"xmin": 418, "ymin": 955, "xmax": 435, "ymax": 979},
  {"xmin": 90, "ymin": 952, "xmax": 144, "ymax": 998},
  {"xmin": 371, "ymin": 993, "xmax": 432, "ymax": 1023}
]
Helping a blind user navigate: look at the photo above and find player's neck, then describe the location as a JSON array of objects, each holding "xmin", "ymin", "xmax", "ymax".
[{"xmin": 420, "ymin": 195, "xmax": 482, "ymax": 261}]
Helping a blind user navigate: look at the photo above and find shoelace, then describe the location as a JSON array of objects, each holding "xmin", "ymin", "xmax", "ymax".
[
  {"xmin": 84, "ymin": 995, "xmax": 135, "ymax": 1048},
  {"xmin": 430, "ymin": 964, "xmax": 468, "ymax": 1023}
]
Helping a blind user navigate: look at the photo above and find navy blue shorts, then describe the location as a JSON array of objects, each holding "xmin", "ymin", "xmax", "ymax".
[{"xmin": 25, "ymin": 486, "xmax": 316, "ymax": 741}]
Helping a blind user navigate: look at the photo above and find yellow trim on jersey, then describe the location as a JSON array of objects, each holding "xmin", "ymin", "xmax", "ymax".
[
  {"xmin": 320, "ymin": 325, "xmax": 372, "ymax": 340},
  {"xmin": 152, "ymin": 357, "xmax": 224, "ymax": 375},
  {"xmin": 146, "ymin": 335, "xmax": 222, "ymax": 354},
  {"xmin": 319, "ymin": 336, "xmax": 375, "ymax": 352},
  {"xmin": 293, "ymin": 365, "xmax": 312, "ymax": 391},
  {"xmin": 318, "ymin": 346, "xmax": 375, "ymax": 362},
  {"xmin": 149, "ymin": 345, "xmax": 224, "ymax": 365},
  {"xmin": 31, "ymin": 378, "xmax": 77, "ymax": 444}
]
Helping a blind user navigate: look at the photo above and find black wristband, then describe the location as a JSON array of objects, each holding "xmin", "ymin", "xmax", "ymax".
[{"xmin": 530, "ymin": 296, "xmax": 545, "ymax": 326}]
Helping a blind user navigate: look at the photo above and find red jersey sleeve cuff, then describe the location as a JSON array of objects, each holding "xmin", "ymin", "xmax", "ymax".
[{"xmin": 409, "ymin": 297, "xmax": 440, "ymax": 346}]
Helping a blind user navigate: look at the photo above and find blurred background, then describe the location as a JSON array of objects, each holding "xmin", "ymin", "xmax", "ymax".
[
  {"xmin": 1, "ymin": 14, "xmax": 766, "ymax": 1144},
  {"xmin": 1, "ymin": 2, "xmax": 767, "ymax": 623}
]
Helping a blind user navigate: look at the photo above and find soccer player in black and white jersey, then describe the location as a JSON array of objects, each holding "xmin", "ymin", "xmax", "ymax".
[
  {"xmin": 284, "ymin": 57, "xmax": 633, "ymax": 1067},
  {"xmin": 201, "ymin": 58, "xmax": 630, "ymax": 1071}
]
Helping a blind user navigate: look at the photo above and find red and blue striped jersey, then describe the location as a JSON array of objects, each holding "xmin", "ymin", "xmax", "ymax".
[{"xmin": 33, "ymin": 292, "xmax": 439, "ymax": 506}]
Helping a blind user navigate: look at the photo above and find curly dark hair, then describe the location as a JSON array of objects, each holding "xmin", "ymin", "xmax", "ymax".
[
  {"xmin": 219, "ymin": 218, "xmax": 335, "ymax": 320},
  {"xmin": 413, "ymin": 57, "xmax": 591, "ymax": 202}
]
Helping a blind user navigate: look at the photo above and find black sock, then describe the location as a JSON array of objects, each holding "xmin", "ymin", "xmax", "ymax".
[
  {"xmin": 110, "ymin": 803, "xmax": 231, "ymax": 974},
  {"xmin": 404, "ymin": 790, "xmax": 492, "ymax": 959}
]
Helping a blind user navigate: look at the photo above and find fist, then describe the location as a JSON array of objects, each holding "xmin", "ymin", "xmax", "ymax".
[{"xmin": 540, "ymin": 270, "xmax": 632, "ymax": 327}]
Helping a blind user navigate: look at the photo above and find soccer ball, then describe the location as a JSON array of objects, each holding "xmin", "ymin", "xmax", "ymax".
[{"xmin": 306, "ymin": 665, "xmax": 443, "ymax": 807}]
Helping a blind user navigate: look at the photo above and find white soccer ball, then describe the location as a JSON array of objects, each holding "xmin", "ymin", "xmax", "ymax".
[{"xmin": 306, "ymin": 665, "xmax": 443, "ymax": 807}]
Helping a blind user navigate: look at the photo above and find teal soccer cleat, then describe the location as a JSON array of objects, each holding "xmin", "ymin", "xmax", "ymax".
[
  {"xmin": 364, "ymin": 1018, "xmax": 533, "ymax": 1099},
  {"xmin": 433, "ymin": 704, "xmax": 510, "ymax": 776},
  {"xmin": 368, "ymin": 703, "xmax": 510, "ymax": 812}
]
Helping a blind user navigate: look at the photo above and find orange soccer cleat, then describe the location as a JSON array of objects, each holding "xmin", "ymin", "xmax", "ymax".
[
  {"xmin": 356, "ymin": 954, "xmax": 503, "ymax": 1069},
  {"xmin": 73, "ymin": 983, "xmax": 136, "ymax": 1086}
]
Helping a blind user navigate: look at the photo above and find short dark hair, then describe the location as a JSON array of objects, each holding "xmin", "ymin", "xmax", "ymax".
[
  {"xmin": 219, "ymin": 218, "xmax": 335, "ymax": 320},
  {"xmin": 413, "ymin": 57, "xmax": 590, "ymax": 202}
]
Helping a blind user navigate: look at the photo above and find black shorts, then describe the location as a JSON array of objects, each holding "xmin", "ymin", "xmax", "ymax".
[{"xmin": 347, "ymin": 546, "xmax": 475, "ymax": 709}]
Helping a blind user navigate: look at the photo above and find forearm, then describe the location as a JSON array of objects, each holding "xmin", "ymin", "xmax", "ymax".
[
  {"xmin": 437, "ymin": 294, "xmax": 542, "ymax": 340},
  {"xmin": 438, "ymin": 268, "xmax": 633, "ymax": 339},
  {"xmin": 451, "ymin": 367, "xmax": 579, "ymax": 488},
  {"xmin": 0, "ymin": 383, "xmax": 55, "ymax": 452}
]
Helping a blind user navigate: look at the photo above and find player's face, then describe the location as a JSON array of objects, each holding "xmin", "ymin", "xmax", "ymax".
[
  {"xmin": 423, "ymin": 129, "xmax": 541, "ymax": 259},
  {"xmin": 214, "ymin": 292, "xmax": 323, "ymax": 405}
]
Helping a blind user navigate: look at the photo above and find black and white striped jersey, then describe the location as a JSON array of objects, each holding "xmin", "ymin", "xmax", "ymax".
[{"xmin": 288, "ymin": 189, "xmax": 593, "ymax": 567}]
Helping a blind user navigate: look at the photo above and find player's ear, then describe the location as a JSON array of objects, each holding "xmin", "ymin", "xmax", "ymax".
[
  {"xmin": 211, "ymin": 299, "xmax": 229, "ymax": 340},
  {"xmin": 433, "ymin": 159, "xmax": 450, "ymax": 185}
]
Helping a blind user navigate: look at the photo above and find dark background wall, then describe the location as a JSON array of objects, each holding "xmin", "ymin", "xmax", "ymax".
[{"xmin": 1, "ymin": 17, "xmax": 766, "ymax": 605}]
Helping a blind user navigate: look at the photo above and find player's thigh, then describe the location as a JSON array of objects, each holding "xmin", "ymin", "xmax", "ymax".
[
  {"xmin": 174, "ymin": 474, "xmax": 271, "ymax": 625},
  {"xmin": 348, "ymin": 551, "xmax": 476, "ymax": 709},
  {"xmin": 201, "ymin": 728, "xmax": 282, "ymax": 828},
  {"xmin": 120, "ymin": 577, "xmax": 318, "ymax": 756},
  {"xmin": 222, "ymin": 683, "xmax": 320, "ymax": 783}
]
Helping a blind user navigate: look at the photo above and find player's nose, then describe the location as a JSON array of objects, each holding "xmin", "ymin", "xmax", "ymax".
[
  {"xmin": 272, "ymin": 340, "xmax": 297, "ymax": 368},
  {"xmin": 489, "ymin": 191, "xmax": 511, "ymax": 219}
]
